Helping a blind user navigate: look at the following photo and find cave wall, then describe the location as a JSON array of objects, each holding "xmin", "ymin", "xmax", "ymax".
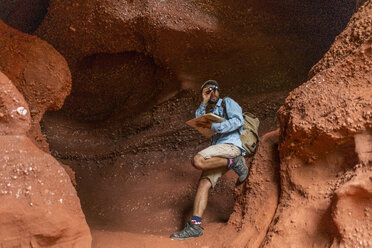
[
  {"xmin": 0, "ymin": 0, "xmax": 370, "ymax": 247},
  {"xmin": 0, "ymin": 0, "xmax": 50, "ymax": 34},
  {"xmin": 0, "ymin": 70, "xmax": 91, "ymax": 247},
  {"xmin": 33, "ymin": 0, "xmax": 358, "ymax": 121},
  {"xmin": 228, "ymin": 2, "xmax": 371, "ymax": 247},
  {"xmin": 0, "ymin": 21, "xmax": 91, "ymax": 247},
  {"xmin": 0, "ymin": 20, "xmax": 71, "ymax": 151}
]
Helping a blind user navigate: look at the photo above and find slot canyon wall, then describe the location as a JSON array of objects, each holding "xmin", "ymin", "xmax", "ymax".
[
  {"xmin": 230, "ymin": 2, "xmax": 372, "ymax": 247},
  {"xmin": 0, "ymin": 0, "xmax": 371, "ymax": 247},
  {"xmin": 35, "ymin": 0, "xmax": 358, "ymax": 121},
  {"xmin": 269, "ymin": 3, "xmax": 372, "ymax": 245},
  {"xmin": 0, "ymin": 22, "xmax": 91, "ymax": 247}
]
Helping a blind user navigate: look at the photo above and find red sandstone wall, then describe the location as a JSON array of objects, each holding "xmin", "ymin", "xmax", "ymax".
[
  {"xmin": 35, "ymin": 0, "xmax": 357, "ymax": 121},
  {"xmin": 0, "ymin": 1, "xmax": 371, "ymax": 247},
  {"xmin": 0, "ymin": 20, "xmax": 71, "ymax": 151},
  {"xmin": 0, "ymin": 21, "xmax": 91, "ymax": 247},
  {"xmin": 228, "ymin": 2, "xmax": 371, "ymax": 247}
]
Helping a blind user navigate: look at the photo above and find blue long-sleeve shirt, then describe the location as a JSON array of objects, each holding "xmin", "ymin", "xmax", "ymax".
[{"xmin": 195, "ymin": 97, "xmax": 246, "ymax": 156}]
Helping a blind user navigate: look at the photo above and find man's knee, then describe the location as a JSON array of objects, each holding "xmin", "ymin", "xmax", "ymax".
[
  {"xmin": 192, "ymin": 154, "xmax": 205, "ymax": 170},
  {"xmin": 198, "ymin": 178, "xmax": 212, "ymax": 191}
]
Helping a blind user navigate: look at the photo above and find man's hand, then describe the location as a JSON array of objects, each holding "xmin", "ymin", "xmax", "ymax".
[{"xmin": 202, "ymin": 87, "xmax": 212, "ymax": 105}]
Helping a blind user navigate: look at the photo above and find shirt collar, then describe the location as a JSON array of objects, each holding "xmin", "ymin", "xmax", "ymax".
[
  {"xmin": 216, "ymin": 98, "xmax": 223, "ymax": 107},
  {"xmin": 209, "ymin": 98, "xmax": 223, "ymax": 113}
]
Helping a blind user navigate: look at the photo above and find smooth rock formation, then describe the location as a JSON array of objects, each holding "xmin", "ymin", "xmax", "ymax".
[
  {"xmin": 0, "ymin": 20, "xmax": 71, "ymax": 150},
  {"xmin": 0, "ymin": 72, "xmax": 91, "ymax": 247}
]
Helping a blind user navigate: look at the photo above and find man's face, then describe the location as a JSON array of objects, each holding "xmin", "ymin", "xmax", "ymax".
[{"xmin": 204, "ymin": 84, "xmax": 220, "ymax": 104}]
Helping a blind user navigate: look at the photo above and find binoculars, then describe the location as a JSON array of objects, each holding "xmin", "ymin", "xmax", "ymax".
[{"xmin": 206, "ymin": 85, "xmax": 219, "ymax": 93}]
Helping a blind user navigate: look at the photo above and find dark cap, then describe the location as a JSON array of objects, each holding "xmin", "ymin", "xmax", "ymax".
[{"xmin": 200, "ymin": 80, "xmax": 219, "ymax": 93}]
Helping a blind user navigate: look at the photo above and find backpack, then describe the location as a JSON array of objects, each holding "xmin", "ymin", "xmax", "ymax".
[{"xmin": 222, "ymin": 98, "xmax": 260, "ymax": 157}]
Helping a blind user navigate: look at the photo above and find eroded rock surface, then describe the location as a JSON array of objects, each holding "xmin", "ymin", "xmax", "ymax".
[
  {"xmin": 310, "ymin": 1, "xmax": 372, "ymax": 77},
  {"xmin": 0, "ymin": 0, "xmax": 50, "ymax": 34},
  {"xmin": 258, "ymin": 2, "xmax": 371, "ymax": 247},
  {"xmin": 35, "ymin": 0, "xmax": 357, "ymax": 121},
  {"xmin": 0, "ymin": 0, "xmax": 368, "ymax": 247},
  {"xmin": 331, "ymin": 167, "xmax": 372, "ymax": 248},
  {"xmin": 0, "ymin": 72, "xmax": 31, "ymax": 135},
  {"xmin": 228, "ymin": 130, "xmax": 280, "ymax": 248},
  {"xmin": 0, "ymin": 72, "xmax": 91, "ymax": 247},
  {"xmin": 0, "ymin": 20, "xmax": 71, "ymax": 150}
]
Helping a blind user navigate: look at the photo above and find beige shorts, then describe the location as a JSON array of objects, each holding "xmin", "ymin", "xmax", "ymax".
[{"xmin": 198, "ymin": 144, "xmax": 241, "ymax": 188}]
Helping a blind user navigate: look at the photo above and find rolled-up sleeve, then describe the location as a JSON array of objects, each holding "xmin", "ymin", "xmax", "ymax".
[
  {"xmin": 211, "ymin": 98, "xmax": 244, "ymax": 133},
  {"xmin": 195, "ymin": 103, "xmax": 207, "ymax": 118}
]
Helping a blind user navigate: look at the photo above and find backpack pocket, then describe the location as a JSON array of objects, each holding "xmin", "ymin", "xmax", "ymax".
[{"xmin": 240, "ymin": 112, "xmax": 260, "ymax": 156}]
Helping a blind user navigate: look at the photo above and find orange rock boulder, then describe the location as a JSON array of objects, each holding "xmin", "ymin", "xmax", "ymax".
[
  {"xmin": 260, "ymin": 2, "xmax": 372, "ymax": 247},
  {"xmin": 0, "ymin": 71, "xmax": 91, "ymax": 247},
  {"xmin": 0, "ymin": 20, "xmax": 72, "ymax": 150},
  {"xmin": 331, "ymin": 167, "xmax": 372, "ymax": 248}
]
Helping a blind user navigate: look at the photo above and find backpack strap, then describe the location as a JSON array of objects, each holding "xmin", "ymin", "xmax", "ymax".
[
  {"xmin": 223, "ymin": 99, "xmax": 260, "ymax": 141},
  {"xmin": 222, "ymin": 97, "xmax": 244, "ymax": 135},
  {"xmin": 221, "ymin": 97, "xmax": 228, "ymax": 119}
]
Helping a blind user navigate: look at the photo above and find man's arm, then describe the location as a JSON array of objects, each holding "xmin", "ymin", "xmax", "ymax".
[
  {"xmin": 195, "ymin": 103, "xmax": 207, "ymax": 118},
  {"xmin": 195, "ymin": 87, "xmax": 214, "ymax": 118},
  {"xmin": 211, "ymin": 98, "xmax": 244, "ymax": 133}
]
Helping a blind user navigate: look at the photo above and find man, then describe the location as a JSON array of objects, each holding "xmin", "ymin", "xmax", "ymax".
[{"xmin": 170, "ymin": 80, "xmax": 248, "ymax": 240}]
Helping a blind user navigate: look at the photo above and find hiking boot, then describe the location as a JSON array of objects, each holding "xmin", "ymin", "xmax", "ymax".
[
  {"xmin": 230, "ymin": 156, "xmax": 248, "ymax": 182},
  {"xmin": 170, "ymin": 221, "xmax": 203, "ymax": 240}
]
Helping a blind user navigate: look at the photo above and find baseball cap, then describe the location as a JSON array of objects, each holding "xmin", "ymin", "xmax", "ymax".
[{"xmin": 200, "ymin": 80, "xmax": 219, "ymax": 93}]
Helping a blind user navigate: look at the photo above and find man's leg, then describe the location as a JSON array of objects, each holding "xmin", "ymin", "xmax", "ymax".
[
  {"xmin": 193, "ymin": 178, "xmax": 212, "ymax": 218},
  {"xmin": 194, "ymin": 144, "xmax": 248, "ymax": 182},
  {"xmin": 192, "ymin": 154, "xmax": 229, "ymax": 170},
  {"xmin": 170, "ymin": 144, "xmax": 243, "ymax": 240},
  {"xmin": 170, "ymin": 178, "xmax": 211, "ymax": 240}
]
